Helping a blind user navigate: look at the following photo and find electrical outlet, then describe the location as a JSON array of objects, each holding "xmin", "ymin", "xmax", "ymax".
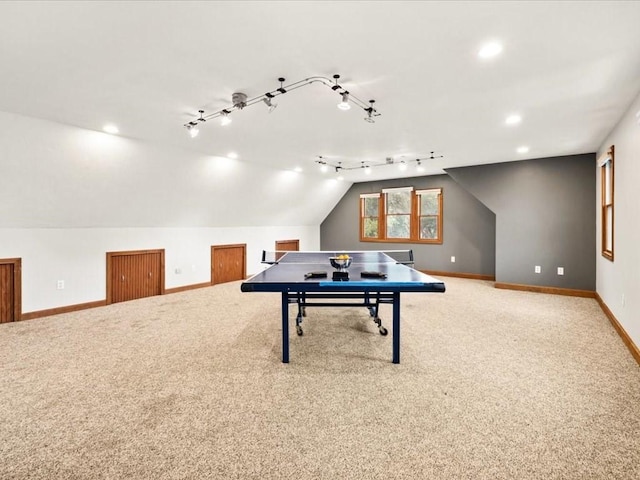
[
  {"xmin": 175, "ymin": 268, "xmax": 182, "ymax": 274},
  {"xmin": 534, "ymin": 266, "xmax": 541, "ymax": 274},
  {"xmin": 622, "ymin": 294, "xmax": 625, "ymax": 307},
  {"xmin": 450, "ymin": 256, "xmax": 456, "ymax": 263},
  {"xmin": 57, "ymin": 280, "xmax": 64, "ymax": 290},
  {"xmin": 557, "ymin": 267, "xmax": 564, "ymax": 275}
]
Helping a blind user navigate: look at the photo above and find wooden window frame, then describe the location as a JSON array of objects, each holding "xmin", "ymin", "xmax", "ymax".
[
  {"xmin": 359, "ymin": 187, "xmax": 443, "ymax": 244},
  {"xmin": 416, "ymin": 188, "xmax": 443, "ymax": 244},
  {"xmin": 360, "ymin": 193, "xmax": 383, "ymax": 240},
  {"xmin": 599, "ymin": 145, "xmax": 614, "ymax": 261},
  {"xmin": 384, "ymin": 187, "xmax": 413, "ymax": 241}
]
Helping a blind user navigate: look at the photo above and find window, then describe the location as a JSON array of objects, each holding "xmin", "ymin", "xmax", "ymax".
[
  {"xmin": 417, "ymin": 189, "xmax": 442, "ymax": 241},
  {"xmin": 359, "ymin": 187, "xmax": 443, "ymax": 243},
  {"xmin": 599, "ymin": 145, "xmax": 614, "ymax": 261},
  {"xmin": 360, "ymin": 193, "xmax": 381, "ymax": 239},
  {"xmin": 384, "ymin": 187, "xmax": 412, "ymax": 239}
]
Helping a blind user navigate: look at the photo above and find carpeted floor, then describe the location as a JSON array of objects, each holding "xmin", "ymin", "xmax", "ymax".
[{"xmin": 1, "ymin": 277, "xmax": 639, "ymax": 479}]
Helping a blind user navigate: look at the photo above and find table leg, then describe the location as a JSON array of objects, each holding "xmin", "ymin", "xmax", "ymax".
[
  {"xmin": 392, "ymin": 292, "xmax": 400, "ymax": 364},
  {"xmin": 281, "ymin": 292, "xmax": 289, "ymax": 363}
]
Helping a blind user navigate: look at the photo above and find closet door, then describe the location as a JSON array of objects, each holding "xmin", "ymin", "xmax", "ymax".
[
  {"xmin": 211, "ymin": 244, "xmax": 246, "ymax": 285},
  {"xmin": 275, "ymin": 239, "xmax": 299, "ymax": 261},
  {"xmin": 0, "ymin": 259, "xmax": 21, "ymax": 323},
  {"xmin": 107, "ymin": 250, "xmax": 164, "ymax": 304}
]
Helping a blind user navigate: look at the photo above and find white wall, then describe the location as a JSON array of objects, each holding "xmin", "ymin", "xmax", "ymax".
[
  {"xmin": 0, "ymin": 110, "xmax": 349, "ymax": 314},
  {"xmin": 0, "ymin": 110, "xmax": 349, "ymax": 228},
  {"xmin": 0, "ymin": 226, "xmax": 318, "ymax": 313},
  {"xmin": 596, "ymin": 90, "xmax": 640, "ymax": 347}
]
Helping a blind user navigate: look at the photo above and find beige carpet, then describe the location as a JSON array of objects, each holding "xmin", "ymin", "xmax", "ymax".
[{"xmin": 1, "ymin": 277, "xmax": 639, "ymax": 479}]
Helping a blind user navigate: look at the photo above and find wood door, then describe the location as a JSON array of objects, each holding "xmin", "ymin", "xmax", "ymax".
[
  {"xmin": 107, "ymin": 250, "xmax": 164, "ymax": 304},
  {"xmin": 275, "ymin": 239, "xmax": 299, "ymax": 261},
  {"xmin": 211, "ymin": 244, "xmax": 246, "ymax": 285},
  {"xmin": 0, "ymin": 258, "xmax": 21, "ymax": 323},
  {"xmin": 276, "ymin": 239, "xmax": 299, "ymax": 252}
]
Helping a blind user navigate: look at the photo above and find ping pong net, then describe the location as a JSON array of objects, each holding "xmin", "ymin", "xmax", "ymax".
[{"xmin": 261, "ymin": 250, "xmax": 414, "ymax": 267}]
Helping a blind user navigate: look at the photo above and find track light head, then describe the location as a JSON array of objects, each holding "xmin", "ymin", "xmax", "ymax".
[
  {"xmin": 364, "ymin": 100, "xmax": 376, "ymax": 123},
  {"xmin": 338, "ymin": 92, "xmax": 351, "ymax": 110},
  {"xmin": 186, "ymin": 123, "xmax": 199, "ymax": 138},
  {"xmin": 220, "ymin": 110, "xmax": 232, "ymax": 126},
  {"xmin": 262, "ymin": 96, "xmax": 277, "ymax": 113}
]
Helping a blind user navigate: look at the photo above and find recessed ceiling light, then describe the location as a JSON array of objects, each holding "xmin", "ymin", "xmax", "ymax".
[
  {"xmin": 227, "ymin": 152, "xmax": 238, "ymax": 159},
  {"xmin": 294, "ymin": 167, "xmax": 303, "ymax": 172},
  {"xmin": 517, "ymin": 146, "xmax": 530, "ymax": 154},
  {"xmin": 337, "ymin": 175, "xmax": 344, "ymax": 181},
  {"xmin": 505, "ymin": 114, "xmax": 522, "ymax": 125},
  {"xmin": 478, "ymin": 42, "xmax": 503, "ymax": 59},
  {"xmin": 103, "ymin": 124, "xmax": 119, "ymax": 134}
]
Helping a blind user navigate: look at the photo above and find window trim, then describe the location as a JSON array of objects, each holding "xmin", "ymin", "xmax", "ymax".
[
  {"xmin": 599, "ymin": 145, "xmax": 614, "ymax": 261},
  {"xmin": 416, "ymin": 188, "xmax": 443, "ymax": 243},
  {"xmin": 384, "ymin": 187, "xmax": 413, "ymax": 241},
  {"xmin": 359, "ymin": 187, "xmax": 443, "ymax": 244},
  {"xmin": 359, "ymin": 193, "xmax": 382, "ymax": 240}
]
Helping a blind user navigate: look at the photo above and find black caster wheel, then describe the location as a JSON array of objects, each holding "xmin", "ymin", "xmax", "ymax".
[
  {"xmin": 296, "ymin": 326, "xmax": 304, "ymax": 336},
  {"xmin": 379, "ymin": 326, "xmax": 388, "ymax": 336}
]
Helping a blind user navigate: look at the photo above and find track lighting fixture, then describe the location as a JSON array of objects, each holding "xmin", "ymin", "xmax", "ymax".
[
  {"xmin": 183, "ymin": 74, "xmax": 381, "ymax": 134},
  {"xmin": 338, "ymin": 92, "xmax": 351, "ymax": 110},
  {"xmin": 187, "ymin": 124, "xmax": 199, "ymax": 138},
  {"xmin": 361, "ymin": 161, "xmax": 372, "ymax": 175},
  {"xmin": 185, "ymin": 110, "xmax": 205, "ymax": 137},
  {"xmin": 262, "ymin": 95, "xmax": 277, "ymax": 113},
  {"xmin": 220, "ymin": 110, "xmax": 232, "ymax": 126},
  {"xmin": 315, "ymin": 152, "xmax": 443, "ymax": 174},
  {"xmin": 364, "ymin": 100, "xmax": 377, "ymax": 123}
]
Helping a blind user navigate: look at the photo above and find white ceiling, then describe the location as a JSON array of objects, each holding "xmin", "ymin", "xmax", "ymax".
[{"xmin": 1, "ymin": 1, "xmax": 639, "ymax": 183}]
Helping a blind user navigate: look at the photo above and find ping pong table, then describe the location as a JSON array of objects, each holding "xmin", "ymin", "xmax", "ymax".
[{"xmin": 240, "ymin": 250, "xmax": 445, "ymax": 364}]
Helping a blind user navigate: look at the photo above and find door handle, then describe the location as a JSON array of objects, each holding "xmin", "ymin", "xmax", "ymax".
[{"xmin": 121, "ymin": 275, "xmax": 125, "ymax": 282}]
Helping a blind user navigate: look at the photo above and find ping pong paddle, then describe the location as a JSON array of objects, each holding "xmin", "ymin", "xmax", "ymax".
[
  {"xmin": 361, "ymin": 271, "xmax": 387, "ymax": 278},
  {"xmin": 304, "ymin": 271, "xmax": 328, "ymax": 279}
]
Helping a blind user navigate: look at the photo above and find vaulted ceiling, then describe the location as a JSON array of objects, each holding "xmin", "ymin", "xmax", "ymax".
[{"xmin": 1, "ymin": 1, "xmax": 639, "ymax": 184}]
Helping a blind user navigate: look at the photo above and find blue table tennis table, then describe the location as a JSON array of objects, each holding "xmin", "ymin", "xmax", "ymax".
[{"xmin": 240, "ymin": 250, "xmax": 445, "ymax": 364}]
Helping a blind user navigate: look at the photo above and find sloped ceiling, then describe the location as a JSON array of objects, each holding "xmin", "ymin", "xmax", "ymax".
[{"xmin": 1, "ymin": 1, "xmax": 639, "ymax": 200}]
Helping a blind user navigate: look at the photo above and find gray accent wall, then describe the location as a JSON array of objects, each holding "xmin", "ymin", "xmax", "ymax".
[
  {"xmin": 446, "ymin": 154, "xmax": 596, "ymax": 290},
  {"xmin": 320, "ymin": 153, "xmax": 596, "ymax": 291},
  {"xmin": 320, "ymin": 174, "xmax": 496, "ymax": 275}
]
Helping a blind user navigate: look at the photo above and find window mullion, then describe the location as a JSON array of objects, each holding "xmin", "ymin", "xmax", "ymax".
[{"xmin": 380, "ymin": 194, "xmax": 386, "ymax": 239}]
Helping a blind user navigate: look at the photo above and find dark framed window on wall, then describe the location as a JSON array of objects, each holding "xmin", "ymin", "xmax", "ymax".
[
  {"xmin": 599, "ymin": 145, "xmax": 614, "ymax": 261},
  {"xmin": 359, "ymin": 187, "xmax": 443, "ymax": 244}
]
